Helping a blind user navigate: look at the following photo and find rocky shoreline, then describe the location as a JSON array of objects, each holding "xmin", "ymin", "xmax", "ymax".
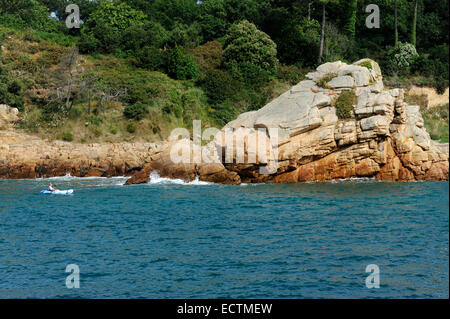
[{"xmin": 1, "ymin": 59, "xmax": 449, "ymax": 184}]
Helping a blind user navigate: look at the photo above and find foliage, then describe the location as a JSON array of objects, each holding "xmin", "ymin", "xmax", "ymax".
[
  {"xmin": 422, "ymin": 104, "xmax": 449, "ymax": 142},
  {"xmin": 277, "ymin": 65, "xmax": 305, "ymax": 85},
  {"xmin": 134, "ymin": 46, "xmax": 167, "ymax": 72},
  {"xmin": 358, "ymin": 61, "xmax": 373, "ymax": 71},
  {"xmin": 335, "ymin": 90, "xmax": 356, "ymax": 119},
  {"xmin": 385, "ymin": 42, "xmax": 419, "ymax": 71},
  {"xmin": 223, "ymin": 20, "xmax": 278, "ymax": 74},
  {"xmin": 276, "ymin": 17, "xmax": 320, "ymax": 66},
  {"xmin": 190, "ymin": 41, "xmax": 223, "ymax": 73},
  {"xmin": 62, "ymin": 131, "xmax": 73, "ymax": 142},
  {"xmin": 200, "ymin": 69, "xmax": 236, "ymax": 104},
  {"xmin": 126, "ymin": 122, "xmax": 137, "ymax": 134},
  {"xmin": 317, "ymin": 73, "xmax": 338, "ymax": 89},
  {"xmin": 123, "ymin": 103, "xmax": 149, "ymax": 121},
  {"xmin": 167, "ymin": 46, "xmax": 199, "ymax": 80}
]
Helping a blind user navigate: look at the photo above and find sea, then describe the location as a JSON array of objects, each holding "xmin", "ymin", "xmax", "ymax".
[{"xmin": 0, "ymin": 173, "xmax": 448, "ymax": 298}]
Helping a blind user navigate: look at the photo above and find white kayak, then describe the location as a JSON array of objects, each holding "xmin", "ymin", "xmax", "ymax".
[{"xmin": 40, "ymin": 189, "xmax": 74, "ymax": 195}]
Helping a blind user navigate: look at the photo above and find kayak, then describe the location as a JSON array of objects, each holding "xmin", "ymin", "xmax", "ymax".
[{"xmin": 40, "ymin": 189, "xmax": 74, "ymax": 195}]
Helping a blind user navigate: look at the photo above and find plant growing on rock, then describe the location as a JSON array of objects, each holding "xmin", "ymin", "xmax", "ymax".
[
  {"xmin": 317, "ymin": 73, "xmax": 337, "ymax": 89},
  {"xmin": 335, "ymin": 90, "xmax": 356, "ymax": 119},
  {"xmin": 358, "ymin": 61, "xmax": 373, "ymax": 71}
]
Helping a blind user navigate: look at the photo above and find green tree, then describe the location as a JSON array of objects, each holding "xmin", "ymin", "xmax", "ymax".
[
  {"xmin": 394, "ymin": 0, "xmax": 399, "ymax": 46},
  {"xmin": 223, "ymin": 20, "xmax": 278, "ymax": 73},
  {"xmin": 342, "ymin": 0, "xmax": 357, "ymax": 38},
  {"xmin": 87, "ymin": 1, "xmax": 147, "ymax": 32},
  {"xmin": 411, "ymin": 0, "xmax": 418, "ymax": 46},
  {"xmin": 167, "ymin": 46, "xmax": 199, "ymax": 80}
]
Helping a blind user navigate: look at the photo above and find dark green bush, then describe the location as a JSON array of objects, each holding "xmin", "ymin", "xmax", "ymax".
[
  {"xmin": 89, "ymin": 116, "xmax": 104, "ymax": 125},
  {"xmin": 123, "ymin": 103, "xmax": 148, "ymax": 120},
  {"xmin": 167, "ymin": 46, "xmax": 199, "ymax": 80},
  {"xmin": 62, "ymin": 132, "xmax": 74, "ymax": 142},
  {"xmin": 230, "ymin": 61, "xmax": 273, "ymax": 89},
  {"xmin": 210, "ymin": 100, "xmax": 237, "ymax": 126},
  {"xmin": 200, "ymin": 69, "xmax": 236, "ymax": 104},
  {"xmin": 135, "ymin": 46, "xmax": 167, "ymax": 72},
  {"xmin": 126, "ymin": 122, "xmax": 137, "ymax": 134}
]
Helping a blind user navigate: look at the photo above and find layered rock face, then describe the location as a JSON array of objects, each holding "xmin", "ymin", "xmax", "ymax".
[
  {"xmin": 127, "ymin": 59, "xmax": 448, "ymax": 184},
  {"xmin": 0, "ymin": 130, "xmax": 164, "ymax": 179}
]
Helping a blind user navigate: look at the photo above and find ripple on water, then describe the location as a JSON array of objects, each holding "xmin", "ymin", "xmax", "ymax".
[{"xmin": 0, "ymin": 178, "xmax": 448, "ymax": 298}]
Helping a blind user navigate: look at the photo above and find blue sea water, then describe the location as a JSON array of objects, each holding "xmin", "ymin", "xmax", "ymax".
[{"xmin": 0, "ymin": 175, "xmax": 448, "ymax": 299}]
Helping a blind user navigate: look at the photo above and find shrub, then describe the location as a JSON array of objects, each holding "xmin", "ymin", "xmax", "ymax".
[
  {"xmin": 135, "ymin": 46, "xmax": 167, "ymax": 72},
  {"xmin": 89, "ymin": 116, "xmax": 104, "ymax": 126},
  {"xmin": 190, "ymin": 41, "xmax": 223, "ymax": 73},
  {"xmin": 335, "ymin": 90, "xmax": 356, "ymax": 119},
  {"xmin": 277, "ymin": 65, "xmax": 305, "ymax": 85},
  {"xmin": 167, "ymin": 46, "xmax": 199, "ymax": 80},
  {"xmin": 317, "ymin": 73, "xmax": 338, "ymax": 89},
  {"xmin": 210, "ymin": 100, "xmax": 237, "ymax": 126},
  {"xmin": 123, "ymin": 103, "xmax": 148, "ymax": 121},
  {"xmin": 68, "ymin": 107, "xmax": 83, "ymax": 120},
  {"xmin": 109, "ymin": 126, "xmax": 118, "ymax": 135},
  {"xmin": 422, "ymin": 104, "xmax": 449, "ymax": 143},
  {"xmin": 386, "ymin": 42, "xmax": 419, "ymax": 71},
  {"xmin": 230, "ymin": 61, "xmax": 273, "ymax": 89},
  {"xmin": 200, "ymin": 69, "xmax": 236, "ymax": 104},
  {"xmin": 358, "ymin": 61, "xmax": 373, "ymax": 71},
  {"xmin": 126, "ymin": 122, "xmax": 137, "ymax": 134},
  {"xmin": 62, "ymin": 132, "xmax": 74, "ymax": 142}
]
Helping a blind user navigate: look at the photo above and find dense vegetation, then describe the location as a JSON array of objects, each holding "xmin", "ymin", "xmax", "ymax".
[{"xmin": 0, "ymin": 0, "xmax": 448, "ymax": 142}]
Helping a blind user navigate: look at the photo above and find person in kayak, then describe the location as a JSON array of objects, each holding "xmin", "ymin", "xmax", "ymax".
[{"xmin": 48, "ymin": 183, "xmax": 59, "ymax": 192}]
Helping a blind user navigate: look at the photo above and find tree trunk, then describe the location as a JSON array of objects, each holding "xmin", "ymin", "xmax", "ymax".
[
  {"xmin": 308, "ymin": 1, "xmax": 312, "ymax": 21},
  {"xmin": 318, "ymin": 3, "xmax": 326, "ymax": 63},
  {"xmin": 394, "ymin": 0, "xmax": 398, "ymax": 46},
  {"xmin": 411, "ymin": 0, "xmax": 418, "ymax": 46}
]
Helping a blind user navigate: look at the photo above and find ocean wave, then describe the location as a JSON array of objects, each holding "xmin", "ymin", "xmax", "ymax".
[
  {"xmin": 148, "ymin": 171, "xmax": 211, "ymax": 186},
  {"xmin": 38, "ymin": 174, "xmax": 127, "ymax": 181}
]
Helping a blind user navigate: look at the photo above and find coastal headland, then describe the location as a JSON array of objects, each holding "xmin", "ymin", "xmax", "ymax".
[{"xmin": 1, "ymin": 60, "xmax": 448, "ymax": 184}]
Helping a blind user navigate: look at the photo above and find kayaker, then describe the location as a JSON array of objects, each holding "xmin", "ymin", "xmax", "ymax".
[{"xmin": 48, "ymin": 183, "xmax": 59, "ymax": 192}]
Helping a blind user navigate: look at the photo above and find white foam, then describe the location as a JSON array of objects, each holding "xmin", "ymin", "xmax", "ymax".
[
  {"xmin": 38, "ymin": 174, "xmax": 127, "ymax": 181},
  {"xmin": 148, "ymin": 171, "xmax": 211, "ymax": 186}
]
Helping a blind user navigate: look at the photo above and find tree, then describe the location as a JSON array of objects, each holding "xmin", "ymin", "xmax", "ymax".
[
  {"xmin": 395, "ymin": 0, "xmax": 399, "ymax": 46},
  {"xmin": 277, "ymin": 17, "xmax": 320, "ymax": 65},
  {"xmin": 223, "ymin": 20, "xmax": 278, "ymax": 73},
  {"xmin": 342, "ymin": 0, "xmax": 357, "ymax": 38},
  {"xmin": 318, "ymin": 1, "xmax": 326, "ymax": 62},
  {"xmin": 87, "ymin": 1, "xmax": 147, "ymax": 32},
  {"xmin": 411, "ymin": 0, "xmax": 419, "ymax": 46},
  {"xmin": 317, "ymin": 0, "xmax": 339, "ymax": 62},
  {"xmin": 167, "ymin": 46, "xmax": 200, "ymax": 80}
]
